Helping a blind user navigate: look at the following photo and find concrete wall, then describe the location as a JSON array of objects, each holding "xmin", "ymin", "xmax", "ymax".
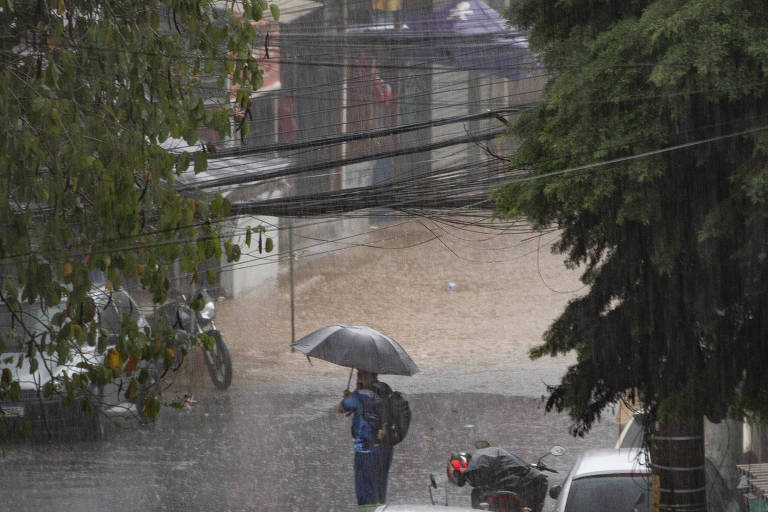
[
  {"xmin": 219, "ymin": 215, "xmax": 281, "ymax": 299},
  {"xmin": 276, "ymin": 215, "xmax": 377, "ymax": 277}
]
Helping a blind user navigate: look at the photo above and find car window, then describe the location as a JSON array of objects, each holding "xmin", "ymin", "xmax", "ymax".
[
  {"xmin": 565, "ymin": 474, "xmax": 652, "ymax": 512},
  {"xmin": 93, "ymin": 289, "xmax": 145, "ymax": 333}
]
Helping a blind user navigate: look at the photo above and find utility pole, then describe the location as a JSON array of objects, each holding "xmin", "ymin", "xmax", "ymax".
[
  {"xmin": 339, "ymin": 0, "xmax": 349, "ymax": 191},
  {"xmin": 288, "ymin": 217, "xmax": 295, "ymax": 350},
  {"xmin": 468, "ymin": 69, "xmax": 482, "ymax": 165}
]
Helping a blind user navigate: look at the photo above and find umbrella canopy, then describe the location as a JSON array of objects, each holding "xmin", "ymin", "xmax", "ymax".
[
  {"xmin": 291, "ymin": 325, "xmax": 419, "ymax": 376},
  {"xmin": 405, "ymin": 0, "xmax": 508, "ymax": 36}
]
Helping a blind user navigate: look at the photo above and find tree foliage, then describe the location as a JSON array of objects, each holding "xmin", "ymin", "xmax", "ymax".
[
  {"xmin": 494, "ymin": 0, "xmax": 768, "ymax": 435},
  {"xmin": 0, "ymin": 0, "xmax": 275, "ymax": 430}
]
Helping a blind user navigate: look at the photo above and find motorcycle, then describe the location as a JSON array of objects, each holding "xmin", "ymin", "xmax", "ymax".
[
  {"xmin": 154, "ymin": 288, "xmax": 233, "ymax": 390},
  {"xmin": 430, "ymin": 444, "xmax": 566, "ymax": 512}
]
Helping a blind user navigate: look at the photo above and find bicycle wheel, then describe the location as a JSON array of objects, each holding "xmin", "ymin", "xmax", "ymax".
[{"xmin": 202, "ymin": 330, "xmax": 232, "ymax": 390}]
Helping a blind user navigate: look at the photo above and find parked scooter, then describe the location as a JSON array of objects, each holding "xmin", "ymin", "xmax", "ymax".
[
  {"xmin": 154, "ymin": 288, "xmax": 232, "ymax": 390},
  {"xmin": 430, "ymin": 444, "xmax": 566, "ymax": 512}
]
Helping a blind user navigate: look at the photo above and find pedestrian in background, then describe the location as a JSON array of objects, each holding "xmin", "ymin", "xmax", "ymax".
[{"xmin": 338, "ymin": 369, "xmax": 392, "ymax": 507}]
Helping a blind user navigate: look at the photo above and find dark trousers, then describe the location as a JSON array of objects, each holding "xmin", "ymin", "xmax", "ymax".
[
  {"xmin": 377, "ymin": 445, "xmax": 394, "ymax": 503},
  {"xmin": 354, "ymin": 445, "xmax": 394, "ymax": 506},
  {"xmin": 354, "ymin": 448, "xmax": 381, "ymax": 506}
]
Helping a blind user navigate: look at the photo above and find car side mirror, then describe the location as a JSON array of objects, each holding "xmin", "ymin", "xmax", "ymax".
[{"xmin": 549, "ymin": 484, "xmax": 562, "ymax": 499}]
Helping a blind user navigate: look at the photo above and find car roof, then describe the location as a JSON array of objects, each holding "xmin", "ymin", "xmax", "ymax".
[
  {"xmin": 375, "ymin": 505, "xmax": 475, "ymax": 512},
  {"xmin": 570, "ymin": 448, "xmax": 650, "ymax": 479}
]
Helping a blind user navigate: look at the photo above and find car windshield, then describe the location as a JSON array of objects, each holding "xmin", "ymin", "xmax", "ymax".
[
  {"xmin": 0, "ymin": 289, "xmax": 140, "ymax": 353},
  {"xmin": 0, "ymin": 302, "xmax": 60, "ymax": 352},
  {"xmin": 565, "ymin": 474, "xmax": 652, "ymax": 512}
]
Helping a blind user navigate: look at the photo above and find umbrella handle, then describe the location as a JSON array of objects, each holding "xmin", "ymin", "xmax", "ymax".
[{"xmin": 346, "ymin": 367, "xmax": 354, "ymax": 391}]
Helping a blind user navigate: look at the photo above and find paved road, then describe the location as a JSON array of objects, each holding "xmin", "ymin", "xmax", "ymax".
[
  {"xmin": 0, "ymin": 221, "xmax": 617, "ymax": 511},
  {"xmin": 0, "ymin": 373, "xmax": 617, "ymax": 512}
]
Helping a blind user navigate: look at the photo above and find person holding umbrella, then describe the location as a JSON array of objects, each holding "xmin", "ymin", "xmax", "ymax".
[
  {"xmin": 291, "ymin": 325, "xmax": 419, "ymax": 507},
  {"xmin": 338, "ymin": 369, "xmax": 392, "ymax": 507}
]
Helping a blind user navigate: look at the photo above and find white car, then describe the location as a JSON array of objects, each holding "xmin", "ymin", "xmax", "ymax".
[
  {"xmin": 374, "ymin": 506, "xmax": 476, "ymax": 511},
  {"xmin": 0, "ymin": 286, "xmax": 152, "ymax": 437},
  {"xmin": 549, "ymin": 448, "xmax": 651, "ymax": 512}
]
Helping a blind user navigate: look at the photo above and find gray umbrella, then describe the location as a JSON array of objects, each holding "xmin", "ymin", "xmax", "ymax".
[{"xmin": 291, "ymin": 325, "xmax": 419, "ymax": 376}]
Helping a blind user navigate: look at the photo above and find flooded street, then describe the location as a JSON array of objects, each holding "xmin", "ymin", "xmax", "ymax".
[
  {"xmin": 0, "ymin": 220, "xmax": 619, "ymax": 511},
  {"xmin": 0, "ymin": 386, "xmax": 617, "ymax": 511}
]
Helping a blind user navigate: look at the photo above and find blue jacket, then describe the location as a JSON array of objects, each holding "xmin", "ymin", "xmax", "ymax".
[{"xmin": 342, "ymin": 389, "xmax": 382, "ymax": 452}]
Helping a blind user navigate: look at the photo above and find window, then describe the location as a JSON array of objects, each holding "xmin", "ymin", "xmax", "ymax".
[{"xmin": 565, "ymin": 475, "xmax": 652, "ymax": 512}]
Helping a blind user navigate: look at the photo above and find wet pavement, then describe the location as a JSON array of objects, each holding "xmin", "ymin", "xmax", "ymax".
[
  {"xmin": 0, "ymin": 220, "xmax": 619, "ymax": 510},
  {"xmin": 0, "ymin": 380, "xmax": 617, "ymax": 512}
]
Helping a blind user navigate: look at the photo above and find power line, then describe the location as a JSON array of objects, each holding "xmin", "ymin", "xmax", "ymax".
[
  {"xmin": 180, "ymin": 128, "xmax": 507, "ymax": 195},
  {"xmin": 6, "ymin": 104, "xmax": 767, "ymax": 267},
  {"xmin": 198, "ymin": 105, "xmax": 528, "ymax": 159},
  {"xmin": 512, "ymin": 124, "xmax": 768, "ymax": 184}
]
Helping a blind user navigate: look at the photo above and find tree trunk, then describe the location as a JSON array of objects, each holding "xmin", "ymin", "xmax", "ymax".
[{"xmin": 650, "ymin": 416, "xmax": 707, "ymax": 512}]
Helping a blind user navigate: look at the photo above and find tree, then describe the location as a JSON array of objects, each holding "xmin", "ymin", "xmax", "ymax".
[
  {"xmin": 493, "ymin": 1, "xmax": 768, "ymax": 509},
  {"xmin": 0, "ymin": 0, "xmax": 277, "ymax": 433}
]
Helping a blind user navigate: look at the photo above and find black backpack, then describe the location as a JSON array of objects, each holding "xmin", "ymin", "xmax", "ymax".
[{"xmin": 373, "ymin": 382, "xmax": 411, "ymax": 446}]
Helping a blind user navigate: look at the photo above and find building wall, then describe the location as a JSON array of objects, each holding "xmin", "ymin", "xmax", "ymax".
[{"xmin": 219, "ymin": 216, "xmax": 282, "ymax": 299}]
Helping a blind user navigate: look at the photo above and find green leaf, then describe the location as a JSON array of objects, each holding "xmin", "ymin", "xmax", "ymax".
[
  {"xmin": 97, "ymin": 332, "xmax": 107, "ymax": 354},
  {"xmin": 125, "ymin": 379, "xmax": 138, "ymax": 400},
  {"xmin": 56, "ymin": 340, "xmax": 70, "ymax": 365},
  {"xmin": 10, "ymin": 381, "xmax": 20, "ymax": 402},
  {"xmin": 144, "ymin": 396, "xmax": 161, "ymax": 418},
  {"xmin": 193, "ymin": 151, "xmax": 208, "ymax": 174},
  {"xmin": 270, "ymin": 4, "xmax": 280, "ymax": 20},
  {"xmin": 190, "ymin": 294, "xmax": 204, "ymax": 311},
  {"xmin": 221, "ymin": 198, "xmax": 231, "ymax": 218},
  {"xmin": 177, "ymin": 151, "xmax": 191, "ymax": 174},
  {"xmin": 198, "ymin": 333, "xmax": 215, "ymax": 351}
]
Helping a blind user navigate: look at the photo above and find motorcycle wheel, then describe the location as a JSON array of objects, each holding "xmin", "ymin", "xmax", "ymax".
[{"xmin": 202, "ymin": 330, "xmax": 232, "ymax": 390}]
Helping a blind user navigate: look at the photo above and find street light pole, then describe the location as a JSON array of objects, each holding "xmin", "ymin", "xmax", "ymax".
[{"xmin": 289, "ymin": 217, "xmax": 295, "ymax": 350}]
